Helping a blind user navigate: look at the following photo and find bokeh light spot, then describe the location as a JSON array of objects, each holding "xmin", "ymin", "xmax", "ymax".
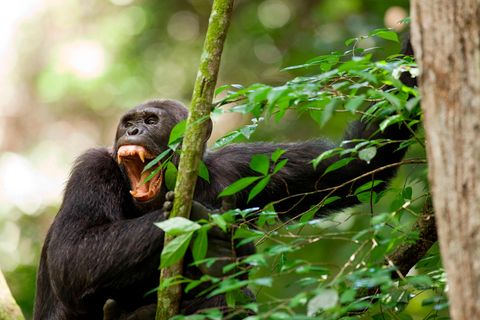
[
  {"xmin": 167, "ymin": 11, "xmax": 200, "ymax": 42},
  {"xmin": 58, "ymin": 40, "xmax": 107, "ymax": 79},
  {"xmin": 254, "ymin": 38, "xmax": 282, "ymax": 64},
  {"xmin": 384, "ymin": 6, "xmax": 407, "ymax": 31},
  {"xmin": 110, "ymin": 0, "xmax": 134, "ymax": 6},
  {"xmin": 258, "ymin": 0, "xmax": 291, "ymax": 29}
]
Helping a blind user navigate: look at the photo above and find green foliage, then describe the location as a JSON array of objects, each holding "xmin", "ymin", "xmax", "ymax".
[
  {"xmin": 6, "ymin": 0, "xmax": 419, "ymax": 317},
  {"xmin": 143, "ymin": 117, "xmax": 210, "ymax": 188},
  {"xmin": 218, "ymin": 148, "xmax": 288, "ymax": 203},
  {"xmin": 166, "ymin": 30, "xmax": 445, "ymax": 320}
]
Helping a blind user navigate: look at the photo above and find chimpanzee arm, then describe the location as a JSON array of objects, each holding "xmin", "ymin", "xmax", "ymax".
[
  {"xmin": 201, "ymin": 120, "xmax": 413, "ymax": 217},
  {"xmin": 36, "ymin": 148, "xmax": 165, "ymax": 318},
  {"xmin": 36, "ymin": 148, "xmax": 245, "ymax": 319}
]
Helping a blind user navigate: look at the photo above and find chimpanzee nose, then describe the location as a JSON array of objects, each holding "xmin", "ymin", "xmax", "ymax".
[{"xmin": 127, "ymin": 127, "xmax": 140, "ymax": 136}]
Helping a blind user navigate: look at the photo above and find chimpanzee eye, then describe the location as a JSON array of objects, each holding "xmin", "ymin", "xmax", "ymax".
[
  {"xmin": 145, "ymin": 116, "xmax": 158, "ymax": 125},
  {"xmin": 125, "ymin": 122, "xmax": 133, "ymax": 128}
]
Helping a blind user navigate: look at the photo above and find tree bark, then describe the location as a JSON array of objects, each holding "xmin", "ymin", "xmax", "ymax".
[
  {"xmin": 410, "ymin": 1, "xmax": 480, "ymax": 318},
  {"xmin": 0, "ymin": 270, "xmax": 24, "ymax": 320},
  {"xmin": 155, "ymin": 0, "xmax": 234, "ymax": 319}
]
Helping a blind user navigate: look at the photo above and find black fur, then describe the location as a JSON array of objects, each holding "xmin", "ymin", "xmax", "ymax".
[{"xmin": 34, "ymin": 44, "xmax": 417, "ymax": 319}]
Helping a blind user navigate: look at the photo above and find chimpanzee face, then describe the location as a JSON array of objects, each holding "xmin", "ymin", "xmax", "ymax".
[{"xmin": 114, "ymin": 100, "xmax": 188, "ymax": 203}]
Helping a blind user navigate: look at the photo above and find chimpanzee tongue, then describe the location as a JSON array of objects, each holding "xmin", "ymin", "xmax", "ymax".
[
  {"xmin": 130, "ymin": 171, "xmax": 154, "ymax": 200},
  {"xmin": 117, "ymin": 145, "xmax": 163, "ymax": 202}
]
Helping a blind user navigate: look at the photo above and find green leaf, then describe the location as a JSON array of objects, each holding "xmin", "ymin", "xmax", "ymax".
[
  {"xmin": 406, "ymin": 275, "xmax": 433, "ymax": 289},
  {"xmin": 192, "ymin": 228, "xmax": 208, "ymax": 262},
  {"xmin": 168, "ymin": 119, "xmax": 187, "ymax": 145},
  {"xmin": 209, "ymin": 278, "xmax": 249, "ymax": 296},
  {"xmin": 240, "ymin": 122, "xmax": 259, "ymax": 139},
  {"xmin": 311, "ymin": 148, "xmax": 343, "ymax": 170},
  {"xmin": 378, "ymin": 91, "xmax": 402, "ymax": 108},
  {"xmin": 160, "ymin": 232, "xmax": 193, "ymax": 268},
  {"xmin": 214, "ymin": 84, "xmax": 231, "ymax": 96},
  {"xmin": 357, "ymin": 191, "xmax": 378, "ymax": 203},
  {"xmin": 218, "ymin": 176, "xmax": 261, "ymax": 197},
  {"xmin": 143, "ymin": 148, "xmax": 171, "ymax": 172},
  {"xmin": 155, "ymin": 217, "xmax": 201, "ymax": 236},
  {"xmin": 354, "ymin": 180, "xmax": 384, "ymax": 195},
  {"xmin": 142, "ymin": 165, "xmax": 163, "ymax": 184},
  {"xmin": 250, "ymin": 154, "xmax": 270, "ymax": 175},
  {"xmin": 340, "ymin": 288, "xmax": 357, "ymax": 303},
  {"xmin": 403, "ymin": 186, "xmax": 413, "ymax": 200},
  {"xmin": 199, "ymin": 160, "xmax": 210, "ymax": 183},
  {"xmin": 350, "ymin": 70, "xmax": 378, "ymax": 83},
  {"xmin": 344, "ymin": 37, "xmax": 357, "ymax": 46},
  {"xmin": 323, "ymin": 157, "xmax": 355, "ymax": 175},
  {"xmin": 324, "ymin": 196, "xmax": 341, "ymax": 205},
  {"xmin": 400, "ymin": 17, "xmax": 411, "ymax": 24},
  {"xmin": 249, "ymin": 85, "xmax": 271, "ymax": 104},
  {"xmin": 358, "ymin": 146, "xmax": 377, "ymax": 163},
  {"xmin": 233, "ymin": 227, "xmax": 263, "ymax": 241},
  {"xmin": 271, "ymin": 148, "xmax": 286, "ymax": 162},
  {"xmin": 211, "ymin": 214, "xmax": 227, "ymax": 232},
  {"xmin": 253, "ymin": 277, "xmax": 273, "ymax": 287},
  {"xmin": 273, "ymin": 159, "xmax": 288, "ymax": 174},
  {"xmin": 248, "ymin": 176, "xmax": 271, "ymax": 203},
  {"xmin": 345, "ymin": 95, "xmax": 365, "ymax": 113},
  {"xmin": 370, "ymin": 243, "xmax": 390, "ymax": 261},
  {"xmin": 320, "ymin": 98, "xmax": 339, "ymax": 127},
  {"xmin": 371, "ymin": 212, "xmax": 390, "ymax": 225},
  {"xmin": 164, "ymin": 162, "xmax": 178, "ymax": 191},
  {"xmin": 213, "ymin": 118, "xmax": 260, "ymax": 147},
  {"xmin": 299, "ymin": 206, "xmax": 318, "ymax": 223},
  {"xmin": 379, "ymin": 114, "xmax": 403, "ymax": 131},
  {"xmin": 372, "ymin": 29, "xmax": 399, "ymax": 42},
  {"xmin": 225, "ymin": 290, "xmax": 236, "ymax": 307},
  {"xmin": 257, "ymin": 205, "xmax": 277, "ymax": 227}
]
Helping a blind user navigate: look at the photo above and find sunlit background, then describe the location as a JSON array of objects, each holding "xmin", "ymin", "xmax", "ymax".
[{"xmin": 0, "ymin": 0, "xmax": 409, "ymax": 317}]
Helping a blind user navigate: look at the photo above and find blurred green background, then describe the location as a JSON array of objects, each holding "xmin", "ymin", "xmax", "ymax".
[{"xmin": 0, "ymin": 0, "xmax": 411, "ymax": 318}]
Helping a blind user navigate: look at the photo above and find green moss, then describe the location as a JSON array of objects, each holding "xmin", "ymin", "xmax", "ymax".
[{"xmin": 155, "ymin": 1, "xmax": 234, "ymax": 319}]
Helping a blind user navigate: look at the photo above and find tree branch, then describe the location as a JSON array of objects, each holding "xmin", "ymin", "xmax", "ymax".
[
  {"xmin": 389, "ymin": 199, "xmax": 437, "ymax": 278},
  {"xmin": 155, "ymin": 0, "xmax": 235, "ymax": 318}
]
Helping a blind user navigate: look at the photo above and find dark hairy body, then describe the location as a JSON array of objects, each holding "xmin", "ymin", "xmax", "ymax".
[
  {"xmin": 33, "ymin": 103, "xmax": 413, "ymax": 319},
  {"xmin": 34, "ymin": 40, "xmax": 417, "ymax": 320}
]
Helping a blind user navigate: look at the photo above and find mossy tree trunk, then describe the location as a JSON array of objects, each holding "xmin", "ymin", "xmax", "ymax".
[
  {"xmin": 155, "ymin": 0, "xmax": 234, "ymax": 319},
  {"xmin": 411, "ymin": 1, "xmax": 480, "ymax": 318}
]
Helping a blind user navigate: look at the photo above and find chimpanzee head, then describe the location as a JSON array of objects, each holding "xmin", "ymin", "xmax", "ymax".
[{"xmin": 113, "ymin": 99, "xmax": 189, "ymax": 206}]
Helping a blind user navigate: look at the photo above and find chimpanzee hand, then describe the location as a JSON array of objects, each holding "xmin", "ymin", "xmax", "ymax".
[{"xmin": 162, "ymin": 191, "xmax": 238, "ymax": 277}]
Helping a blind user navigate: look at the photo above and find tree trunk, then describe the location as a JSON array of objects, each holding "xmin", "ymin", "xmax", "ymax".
[
  {"xmin": 410, "ymin": 1, "xmax": 480, "ymax": 318},
  {"xmin": 155, "ymin": 0, "xmax": 234, "ymax": 319},
  {"xmin": 0, "ymin": 270, "xmax": 24, "ymax": 320}
]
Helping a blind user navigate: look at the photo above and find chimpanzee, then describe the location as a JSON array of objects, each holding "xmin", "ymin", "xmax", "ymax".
[{"xmin": 34, "ymin": 44, "xmax": 417, "ymax": 320}]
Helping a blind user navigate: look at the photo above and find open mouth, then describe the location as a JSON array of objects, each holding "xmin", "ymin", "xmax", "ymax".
[{"xmin": 117, "ymin": 145, "xmax": 163, "ymax": 202}]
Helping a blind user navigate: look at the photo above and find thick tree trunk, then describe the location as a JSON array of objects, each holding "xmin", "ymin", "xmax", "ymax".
[
  {"xmin": 410, "ymin": 1, "xmax": 480, "ymax": 318},
  {"xmin": 0, "ymin": 270, "xmax": 24, "ymax": 320}
]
